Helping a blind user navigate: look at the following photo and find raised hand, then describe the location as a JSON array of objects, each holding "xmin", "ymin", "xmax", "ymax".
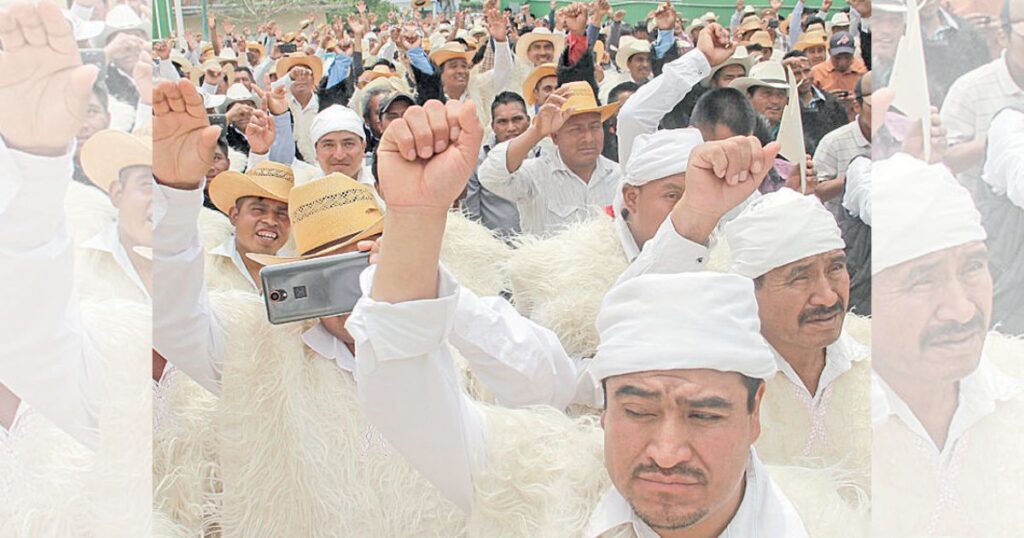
[
  {"xmin": 673, "ymin": 136, "xmax": 780, "ymax": 242},
  {"xmin": 245, "ymin": 109, "xmax": 276, "ymax": 155},
  {"xmin": 223, "ymin": 18, "xmax": 235, "ymax": 35},
  {"xmin": 654, "ymin": 1, "xmax": 676, "ymax": 30},
  {"xmin": 0, "ymin": 1, "xmax": 98, "ymax": 155},
  {"xmin": 822, "ymin": 0, "xmax": 833, "ymax": 12},
  {"xmin": 613, "ymin": 9, "xmax": 626, "ymax": 21},
  {"xmin": 486, "ymin": 7, "xmax": 509, "ymax": 42},
  {"xmin": 560, "ymin": 3, "xmax": 588, "ymax": 35},
  {"xmin": 153, "ymin": 39, "xmax": 172, "ymax": 60},
  {"xmin": 784, "ymin": 154, "xmax": 818, "ymax": 194},
  {"xmin": 769, "ymin": 0, "xmax": 782, "ymax": 13},
  {"xmin": 132, "ymin": 50, "xmax": 154, "ymax": 106},
  {"xmin": 377, "ymin": 99, "xmax": 484, "ymax": 212},
  {"xmin": 697, "ymin": 23, "xmax": 734, "ymax": 66},
  {"xmin": 348, "ymin": 14, "xmax": 364, "ymax": 38},
  {"xmin": 152, "ymin": 80, "xmax": 222, "ymax": 189},
  {"xmin": 261, "ymin": 85, "xmax": 290, "ymax": 116},
  {"xmin": 590, "ymin": 0, "xmax": 611, "ymax": 26},
  {"xmin": 400, "ymin": 21, "xmax": 421, "ymax": 49},
  {"xmin": 357, "ymin": 0, "xmax": 367, "ymax": 14},
  {"xmin": 535, "ymin": 87, "xmax": 572, "ymax": 136}
]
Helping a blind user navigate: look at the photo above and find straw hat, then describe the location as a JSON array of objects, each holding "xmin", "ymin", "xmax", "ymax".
[
  {"xmin": 217, "ymin": 47, "xmax": 240, "ymax": 66},
  {"xmin": 363, "ymin": 64, "xmax": 401, "ymax": 84},
  {"xmin": 743, "ymin": 30, "xmax": 774, "ymax": 49},
  {"xmin": 515, "ymin": 27, "xmax": 565, "ymax": 61},
  {"xmin": 220, "ymin": 83, "xmax": 260, "ymax": 112},
  {"xmin": 191, "ymin": 59, "xmax": 235, "ymax": 86},
  {"xmin": 469, "ymin": 26, "xmax": 488, "ymax": 40},
  {"xmin": 247, "ymin": 173, "xmax": 384, "ymax": 265},
  {"xmin": 615, "ymin": 36, "xmax": 652, "ymax": 72},
  {"xmin": 593, "ymin": 40, "xmax": 610, "ymax": 65},
  {"xmin": 701, "ymin": 45, "xmax": 758, "ymax": 87},
  {"xmin": 794, "ymin": 29, "xmax": 829, "ymax": 51},
  {"xmin": 556, "ymin": 81, "xmax": 622, "ymax": 123},
  {"xmin": 729, "ymin": 61, "xmax": 790, "ymax": 93},
  {"xmin": 428, "ymin": 41, "xmax": 474, "ymax": 66},
  {"xmin": 169, "ymin": 49, "xmax": 193, "ymax": 73},
  {"xmin": 247, "ymin": 41, "xmax": 266, "ymax": 58},
  {"xmin": 276, "ymin": 53, "xmax": 324, "ymax": 83},
  {"xmin": 209, "ymin": 161, "xmax": 295, "ymax": 215},
  {"xmin": 738, "ymin": 17, "xmax": 763, "ymax": 36},
  {"xmin": 200, "ymin": 43, "xmax": 215, "ymax": 61},
  {"xmin": 523, "ymin": 63, "xmax": 558, "ymax": 105},
  {"xmin": 829, "ymin": 12, "xmax": 851, "ymax": 31},
  {"xmin": 97, "ymin": 4, "xmax": 148, "ymax": 44},
  {"xmin": 80, "ymin": 128, "xmax": 151, "ymax": 193},
  {"xmin": 701, "ymin": 11, "xmax": 719, "ymax": 23}
]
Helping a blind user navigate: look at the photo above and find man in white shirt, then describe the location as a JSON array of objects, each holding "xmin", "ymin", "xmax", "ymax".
[
  {"xmin": 277, "ymin": 54, "xmax": 323, "ymax": 166},
  {"xmin": 152, "ymin": 81, "xmax": 578, "ymax": 533},
  {"xmin": 351, "ymin": 102, "xmax": 854, "ymax": 535},
  {"xmin": 478, "ymin": 81, "xmax": 622, "ymax": 236},
  {"xmin": 872, "ymin": 153, "xmax": 1024, "ymax": 536}
]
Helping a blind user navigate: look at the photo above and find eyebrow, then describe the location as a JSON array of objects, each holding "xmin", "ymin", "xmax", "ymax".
[
  {"xmin": 682, "ymin": 396, "xmax": 734, "ymax": 410},
  {"xmin": 786, "ymin": 262, "xmax": 814, "ymax": 279},
  {"xmin": 614, "ymin": 385, "xmax": 660, "ymax": 400}
]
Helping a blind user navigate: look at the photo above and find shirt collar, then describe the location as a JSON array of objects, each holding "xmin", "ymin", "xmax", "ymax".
[
  {"xmin": 936, "ymin": 8, "xmax": 960, "ymax": 33},
  {"xmin": 771, "ymin": 329, "xmax": 868, "ymax": 401},
  {"xmin": 81, "ymin": 221, "xmax": 150, "ymax": 301},
  {"xmin": 851, "ymin": 117, "xmax": 870, "ymax": 148},
  {"xmin": 301, "ymin": 321, "xmax": 356, "ymax": 372},
  {"xmin": 551, "ymin": 150, "xmax": 615, "ymax": 184},
  {"xmin": 997, "ymin": 50, "xmax": 1024, "ymax": 98},
  {"xmin": 209, "ymin": 234, "xmax": 260, "ymax": 292},
  {"xmin": 808, "ymin": 85, "xmax": 827, "ymax": 105},
  {"xmin": 585, "ymin": 449, "xmax": 807, "ymax": 538},
  {"xmin": 289, "ymin": 92, "xmax": 319, "ymax": 113},
  {"xmin": 614, "ymin": 213, "xmax": 641, "ymax": 262},
  {"xmin": 872, "ymin": 354, "xmax": 1024, "ymax": 456}
]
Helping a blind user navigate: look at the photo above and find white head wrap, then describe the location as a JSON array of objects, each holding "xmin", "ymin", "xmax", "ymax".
[
  {"xmin": 586, "ymin": 272, "xmax": 777, "ymax": 402},
  {"xmin": 310, "ymin": 105, "xmax": 366, "ymax": 146},
  {"xmin": 724, "ymin": 189, "xmax": 845, "ymax": 279},
  {"xmin": 873, "ymin": 153, "xmax": 986, "ymax": 275},
  {"xmin": 613, "ymin": 128, "xmax": 704, "ymax": 220}
]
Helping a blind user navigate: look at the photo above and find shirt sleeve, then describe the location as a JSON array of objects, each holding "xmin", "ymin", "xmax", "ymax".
[
  {"xmin": 349, "ymin": 265, "xmax": 486, "ymax": 514},
  {"xmin": 843, "ymin": 155, "xmax": 872, "ymax": 225},
  {"xmin": 788, "ymin": 0, "xmax": 806, "ymax": 47},
  {"xmin": 491, "ymin": 40, "xmax": 514, "ymax": 93},
  {"xmin": 617, "ymin": 49, "xmax": 711, "ymax": 170},
  {"xmin": 813, "ymin": 132, "xmax": 840, "ymax": 181},
  {"xmin": 267, "ymin": 110, "xmax": 297, "ymax": 164},
  {"xmin": 984, "ymin": 109, "xmax": 1024, "ymax": 210},
  {"xmin": 152, "ymin": 183, "xmax": 226, "ymax": 395},
  {"xmin": 0, "ymin": 140, "xmax": 101, "ymax": 449},
  {"xmin": 477, "ymin": 139, "xmax": 540, "ymax": 203},
  {"xmin": 615, "ymin": 214, "xmax": 710, "ymax": 285},
  {"xmin": 940, "ymin": 78, "xmax": 976, "ymax": 145},
  {"xmin": 407, "ymin": 47, "xmax": 435, "ymax": 75},
  {"xmin": 653, "ymin": 29, "xmax": 674, "ymax": 59}
]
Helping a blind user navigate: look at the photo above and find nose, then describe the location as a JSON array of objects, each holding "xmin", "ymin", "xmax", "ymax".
[
  {"xmin": 808, "ymin": 272, "xmax": 841, "ymax": 307},
  {"xmin": 646, "ymin": 417, "xmax": 695, "ymax": 470},
  {"xmin": 935, "ymin": 274, "xmax": 979, "ymax": 325}
]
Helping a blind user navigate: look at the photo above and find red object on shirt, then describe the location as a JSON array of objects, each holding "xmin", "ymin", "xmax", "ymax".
[
  {"xmin": 566, "ymin": 33, "xmax": 589, "ymax": 66},
  {"xmin": 604, "ymin": 204, "xmax": 615, "ymax": 218}
]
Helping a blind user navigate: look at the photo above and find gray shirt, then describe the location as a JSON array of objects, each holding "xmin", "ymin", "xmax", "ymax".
[{"xmin": 463, "ymin": 134, "xmax": 530, "ymax": 237}]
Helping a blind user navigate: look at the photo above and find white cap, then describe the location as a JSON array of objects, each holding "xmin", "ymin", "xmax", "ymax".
[
  {"xmin": 613, "ymin": 127, "xmax": 704, "ymax": 217},
  {"xmin": 310, "ymin": 105, "xmax": 366, "ymax": 145},
  {"xmin": 725, "ymin": 189, "xmax": 845, "ymax": 279},
  {"xmin": 587, "ymin": 272, "xmax": 777, "ymax": 403},
  {"xmin": 873, "ymin": 153, "xmax": 986, "ymax": 275}
]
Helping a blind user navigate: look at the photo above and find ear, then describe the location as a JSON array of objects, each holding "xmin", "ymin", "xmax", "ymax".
[
  {"xmin": 108, "ymin": 179, "xmax": 124, "ymax": 210},
  {"xmin": 749, "ymin": 381, "xmax": 766, "ymax": 443},
  {"xmin": 622, "ymin": 184, "xmax": 640, "ymax": 216},
  {"xmin": 228, "ymin": 204, "xmax": 240, "ymax": 226},
  {"xmin": 599, "ymin": 409, "xmax": 606, "ymax": 429}
]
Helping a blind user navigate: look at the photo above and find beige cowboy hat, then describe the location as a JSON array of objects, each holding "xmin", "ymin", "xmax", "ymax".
[
  {"xmin": 247, "ymin": 173, "xmax": 384, "ymax": 265},
  {"xmin": 701, "ymin": 45, "xmax": 758, "ymax": 87},
  {"xmin": 81, "ymin": 127, "xmax": 151, "ymax": 193},
  {"xmin": 190, "ymin": 58, "xmax": 236, "ymax": 86},
  {"xmin": 217, "ymin": 47, "xmax": 240, "ymax": 66},
  {"xmin": 169, "ymin": 49, "xmax": 193, "ymax": 73},
  {"xmin": 743, "ymin": 30, "xmax": 775, "ymax": 49},
  {"xmin": 209, "ymin": 161, "xmax": 295, "ymax": 216},
  {"xmin": 593, "ymin": 40, "xmax": 610, "ymax": 65},
  {"xmin": 428, "ymin": 41, "xmax": 474, "ymax": 66},
  {"xmin": 828, "ymin": 12, "xmax": 851, "ymax": 32},
  {"xmin": 615, "ymin": 36, "xmax": 652, "ymax": 72},
  {"xmin": 729, "ymin": 60, "xmax": 790, "ymax": 93},
  {"xmin": 247, "ymin": 41, "xmax": 266, "ymax": 58},
  {"xmin": 276, "ymin": 53, "xmax": 324, "ymax": 83},
  {"xmin": 554, "ymin": 81, "xmax": 622, "ymax": 123},
  {"xmin": 795, "ymin": 29, "xmax": 829, "ymax": 51},
  {"xmin": 523, "ymin": 63, "xmax": 558, "ymax": 105},
  {"xmin": 737, "ymin": 16, "xmax": 764, "ymax": 37},
  {"xmin": 200, "ymin": 43, "xmax": 215, "ymax": 62},
  {"xmin": 515, "ymin": 27, "xmax": 565, "ymax": 61},
  {"xmin": 363, "ymin": 64, "xmax": 401, "ymax": 84}
]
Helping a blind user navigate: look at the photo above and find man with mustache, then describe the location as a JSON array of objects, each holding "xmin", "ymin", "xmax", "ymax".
[
  {"xmin": 872, "ymin": 153, "xmax": 1024, "ymax": 535},
  {"xmin": 351, "ymin": 99, "xmax": 857, "ymax": 535}
]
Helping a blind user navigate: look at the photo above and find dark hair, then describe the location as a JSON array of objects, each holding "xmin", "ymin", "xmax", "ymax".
[
  {"xmin": 608, "ymin": 81, "xmax": 640, "ymax": 104},
  {"xmin": 92, "ymin": 81, "xmax": 110, "ymax": 112},
  {"xmin": 803, "ymin": 15, "xmax": 825, "ymax": 31},
  {"xmin": 691, "ymin": 88, "xmax": 757, "ymax": 137},
  {"xmin": 234, "ymin": 65, "xmax": 254, "ymax": 79},
  {"xmin": 783, "ymin": 49, "xmax": 807, "ymax": 60},
  {"xmin": 372, "ymin": 58, "xmax": 396, "ymax": 71},
  {"xmin": 215, "ymin": 136, "xmax": 229, "ymax": 156},
  {"xmin": 602, "ymin": 375, "xmax": 764, "ymax": 412},
  {"xmin": 491, "ymin": 91, "xmax": 528, "ymax": 117}
]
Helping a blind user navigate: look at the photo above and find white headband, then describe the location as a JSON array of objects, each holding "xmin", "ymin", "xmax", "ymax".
[
  {"xmin": 586, "ymin": 272, "xmax": 777, "ymax": 403},
  {"xmin": 310, "ymin": 104, "xmax": 366, "ymax": 146},
  {"xmin": 873, "ymin": 153, "xmax": 986, "ymax": 275},
  {"xmin": 725, "ymin": 189, "xmax": 845, "ymax": 278},
  {"xmin": 613, "ymin": 128, "xmax": 704, "ymax": 217}
]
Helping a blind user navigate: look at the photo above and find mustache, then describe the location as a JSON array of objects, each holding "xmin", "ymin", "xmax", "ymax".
[
  {"xmin": 798, "ymin": 300, "xmax": 845, "ymax": 325},
  {"xmin": 920, "ymin": 313, "xmax": 985, "ymax": 347},
  {"xmin": 633, "ymin": 463, "xmax": 708, "ymax": 485}
]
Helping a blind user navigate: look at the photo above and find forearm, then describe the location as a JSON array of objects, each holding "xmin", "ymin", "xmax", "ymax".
[
  {"xmin": 943, "ymin": 138, "xmax": 986, "ymax": 174},
  {"xmin": 267, "ymin": 111, "xmax": 297, "ymax": 164},
  {"xmin": 616, "ymin": 213, "xmax": 711, "ymax": 285},
  {"xmin": 505, "ymin": 125, "xmax": 546, "ymax": 173},
  {"xmin": 372, "ymin": 209, "xmax": 447, "ymax": 303},
  {"xmin": 814, "ymin": 175, "xmax": 846, "ymax": 202}
]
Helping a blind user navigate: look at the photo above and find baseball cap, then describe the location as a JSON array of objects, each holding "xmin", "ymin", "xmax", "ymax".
[
  {"xmin": 378, "ymin": 91, "xmax": 416, "ymax": 117},
  {"xmin": 829, "ymin": 31, "xmax": 856, "ymax": 55}
]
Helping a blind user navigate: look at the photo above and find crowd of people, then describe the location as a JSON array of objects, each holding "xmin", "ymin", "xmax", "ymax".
[{"xmin": 0, "ymin": 0, "xmax": 1022, "ymax": 535}]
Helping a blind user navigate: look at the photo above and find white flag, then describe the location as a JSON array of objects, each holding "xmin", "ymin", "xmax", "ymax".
[
  {"xmin": 776, "ymin": 65, "xmax": 807, "ymax": 192},
  {"xmin": 889, "ymin": 0, "xmax": 932, "ymax": 161}
]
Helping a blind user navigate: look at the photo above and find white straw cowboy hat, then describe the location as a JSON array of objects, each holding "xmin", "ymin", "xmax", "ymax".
[
  {"xmin": 97, "ymin": 4, "xmax": 149, "ymax": 45},
  {"xmin": 80, "ymin": 127, "xmax": 151, "ymax": 193},
  {"xmin": 702, "ymin": 45, "xmax": 758, "ymax": 87},
  {"xmin": 428, "ymin": 41, "xmax": 475, "ymax": 66},
  {"xmin": 220, "ymin": 82, "xmax": 260, "ymax": 113},
  {"xmin": 515, "ymin": 27, "xmax": 565, "ymax": 61},
  {"xmin": 247, "ymin": 173, "xmax": 384, "ymax": 265},
  {"xmin": 615, "ymin": 36, "xmax": 652, "ymax": 72},
  {"xmin": 729, "ymin": 61, "xmax": 790, "ymax": 93},
  {"xmin": 209, "ymin": 161, "xmax": 295, "ymax": 215}
]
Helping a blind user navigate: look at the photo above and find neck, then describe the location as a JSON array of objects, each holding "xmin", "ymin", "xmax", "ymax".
[
  {"xmin": 875, "ymin": 361, "xmax": 959, "ymax": 450},
  {"xmin": 445, "ymin": 84, "xmax": 466, "ymax": 100},
  {"xmin": 565, "ymin": 157, "xmax": 598, "ymax": 182},
  {"xmin": 655, "ymin": 475, "xmax": 746, "ymax": 538},
  {"xmin": 237, "ymin": 241, "xmax": 267, "ymax": 292},
  {"xmin": 1006, "ymin": 50, "xmax": 1024, "ymax": 91},
  {"xmin": 771, "ymin": 339, "xmax": 827, "ymax": 396},
  {"xmin": 799, "ymin": 88, "xmax": 813, "ymax": 106},
  {"xmin": 858, "ymin": 120, "xmax": 871, "ymax": 142},
  {"xmin": 119, "ymin": 229, "xmax": 152, "ymax": 295},
  {"xmin": 294, "ymin": 92, "xmax": 312, "ymax": 107}
]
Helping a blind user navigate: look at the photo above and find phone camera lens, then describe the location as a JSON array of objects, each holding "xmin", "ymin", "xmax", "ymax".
[{"xmin": 269, "ymin": 289, "xmax": 287, "ymax": 302}]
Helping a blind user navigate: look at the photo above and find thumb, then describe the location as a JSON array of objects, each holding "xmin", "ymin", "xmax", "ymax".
[
  {"xmin": 200, "ymin": 125, "xmax": 223, "ymax": 154},
  {"xmin": 455, "ymin": 100, "xmax": 484, "ymax": 157},
  {"xmin": 67, "ymin": 64, "xmax": 100, "ymax": 121},
  {"xmin": 760, "ymin": 141, "xmax": 781, "ymax": 178}
]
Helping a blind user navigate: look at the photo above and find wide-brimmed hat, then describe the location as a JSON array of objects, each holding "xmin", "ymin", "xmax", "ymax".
[
  {"xmin": 743, "ymin": 30, "xmax": 774, "ymax": 49},
  {"xmin": 515, "ymin": 27, "xmax": 565, "ymax": 61},
  {"xmin": 220, "ymin": 83, "xmax": 260, "ymax": 113},
  {"xmin": 593, "ymin": 40, "xmax": 610, "ymax": 64},
  {"xmin": 190, "ymin": 59, "xmax": 236, "ymax": 86},
  {"xmin": 209, "ymin": 161, "xmax": 294, "ymax": 215},
  {"xmin": 737, "ymin": 16, "xmax": 764, "ymax": 36},
  {"xmin": 246, "ymin": 41, "xmax": 266, "ymax": 58},
  {"xmin": 64, "ymin": 10, "xmax": 104, "ymax": 42},
  {"xmin": 829, "ymin": 12, "xmax": 852, "ymax": 30},
  {"xmin": 523, "ymin": 63, "xmax": 558, "ymax": 105},
  {"xmin": 81, "ymin": 127, "xmax": 151, "ymax": 193},
  {"xmin": 97, "ymin": 4, "xmax": 149, "ymax": 45},
  {"xmin": 428, "ymin": 41, "xmax": 474, "ymax": 66},
  {"xmin": 217, "ymin": 47, "xmax": 240, "ymax": 66},
  {"xmin": 794, "ymin": 29, "xmax": 829, "ymax": 51},
  {"xmin": 615, "ymin": 36, "xmax": 652, "ymax": 72},
  {"xmin": 362, "ymin": 64, "xmax": 400, "ymax": 84},
  {"xmin": 556, "ymin": 81, "xmax": 622, "ymax": 123},
  {"xmin": 169, "ymin": 49, "xmax": 194, "ymax": 73},
  {"xmin": 701, "ymin": 45, "xmax": 758, "ymax": 87},
  {"xmin": 729, "ymin": 61, "xmax": 790, "ymax": 93},
  {"xmin": 247, "ymin": 173, "xmax": 384, "ymax": 265},
  {"xmin": 276, "ymin": 53, "xmax": 324, "ymax": 83}
]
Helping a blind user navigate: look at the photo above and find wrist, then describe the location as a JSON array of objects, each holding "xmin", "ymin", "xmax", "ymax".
[{"xmin": 671, "ymin": 201, "xmax": 721, "ymax": 245}]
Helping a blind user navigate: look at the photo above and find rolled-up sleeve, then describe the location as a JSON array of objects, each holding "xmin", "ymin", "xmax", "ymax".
[{"xmin": 477, "ymin": 140, "xmax": 539, "ymax": 203}]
